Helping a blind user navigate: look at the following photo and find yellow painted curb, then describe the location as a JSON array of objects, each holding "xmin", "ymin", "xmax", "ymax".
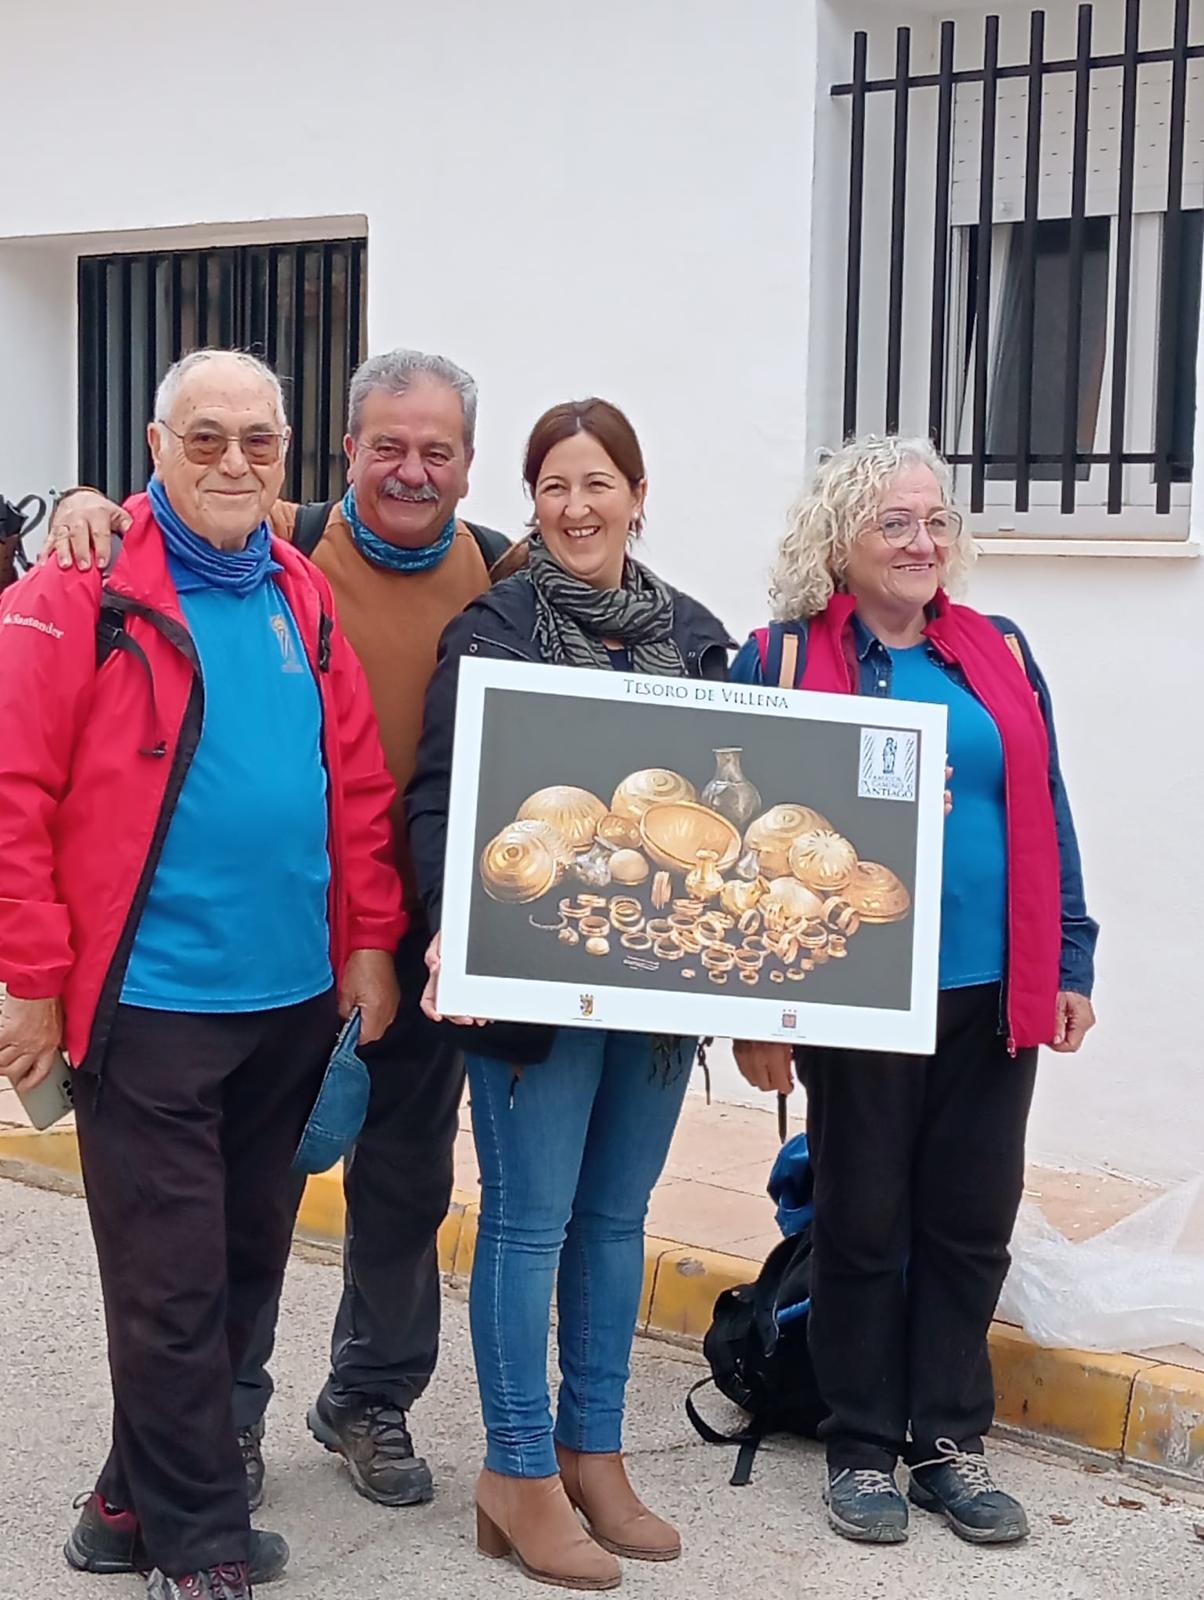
[
  {"xmin": 0, "ymin": 1124, "xmax": 82, "ymax": 1179},
  {"xmin": 987, "ymin": 1321, "xmax": 1143, "ymax": 1455},
  {"xmin": 4, "ymin": 1124, "xmax": 1203, "ymax": 1480},
  {"xmin": 644, "ymin": 1244, "xmax": 747, "ymax": 1340},
  {"xmin": 1125, "ymin": 1363, "xmax": 1204, "ymax": 1479}
]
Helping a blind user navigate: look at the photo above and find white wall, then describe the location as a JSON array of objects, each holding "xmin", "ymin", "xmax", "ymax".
[
  {"xmin": 1, "ymin": 0, "xmax": 1200, "ymax": 1183},
  {"xmin": 0, "ymin": 246, "xmax": 76, "ymax": 504},
  {"xmin": 0, "ymin": 0, "xmax": 818, "ymax": 636}
]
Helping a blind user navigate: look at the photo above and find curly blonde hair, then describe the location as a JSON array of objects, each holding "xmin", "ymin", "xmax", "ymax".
[{"xmin": 770, "ymin": 435, "xmax": 976, "ymax": 621}]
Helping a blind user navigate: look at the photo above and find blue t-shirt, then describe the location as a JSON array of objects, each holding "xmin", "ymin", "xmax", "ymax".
[
  {"xmin": 122, "ymin": 569, "xmax": 333, "ymax": 1012},
  {"xmin": 888, "ymin": 645, "xmax": 1008, "ymax": 990}
]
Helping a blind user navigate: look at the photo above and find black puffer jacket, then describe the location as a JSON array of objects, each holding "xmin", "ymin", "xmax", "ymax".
[{"xmin": 405, "ymin": 567, "xmax": 732, "ymax": 1062}]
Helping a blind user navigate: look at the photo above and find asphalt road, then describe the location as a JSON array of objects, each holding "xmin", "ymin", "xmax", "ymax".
[{"xmin": 2, "ymin": 1171, "xmax": 1201, "ymax": 1600}]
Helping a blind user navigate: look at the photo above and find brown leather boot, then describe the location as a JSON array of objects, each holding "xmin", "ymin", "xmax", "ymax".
[
  {"xmin": 555, "ymin": 1444, "xmax": 682, "ymax": 1562},
  {"xmin": 475, "ymin": 1467, "xmax": 622, "ymax": 1590}
]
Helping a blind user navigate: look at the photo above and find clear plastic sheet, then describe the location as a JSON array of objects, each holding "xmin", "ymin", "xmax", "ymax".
[{"xmin": 998, "ymin": 1177, "xmax": 1204, "ymax": 1355}]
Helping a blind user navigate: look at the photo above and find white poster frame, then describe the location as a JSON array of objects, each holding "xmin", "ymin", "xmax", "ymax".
[{"xmin": 438, "ymin": 658, "xmax": 948, "ymax": 1054}]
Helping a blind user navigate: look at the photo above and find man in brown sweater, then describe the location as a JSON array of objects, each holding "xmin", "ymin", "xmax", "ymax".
[{"xmin": 47, "ymin": 349, "xmax": 508, "ymax": 1529}]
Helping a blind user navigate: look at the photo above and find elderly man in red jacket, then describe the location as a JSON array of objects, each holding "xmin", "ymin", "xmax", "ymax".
[{"xmin": 0, "ymin": 349, "xmax": 406, "ymax": 1600}]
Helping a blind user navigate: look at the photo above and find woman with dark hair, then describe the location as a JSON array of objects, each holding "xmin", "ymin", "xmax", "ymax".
[{"xmin": 407, "ymin": 399, "xmax": 730, "ymax": 1589}]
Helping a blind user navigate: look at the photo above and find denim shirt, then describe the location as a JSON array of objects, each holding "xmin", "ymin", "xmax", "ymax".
[{"xmin": 730, "ymin": 614, "xmax": 1098, "ymax": 998}]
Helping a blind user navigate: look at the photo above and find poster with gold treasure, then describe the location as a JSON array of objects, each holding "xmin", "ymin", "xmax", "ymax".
[{"xmin": 438, "ymin": 658, "xmax": 949, "ymax": 1053}]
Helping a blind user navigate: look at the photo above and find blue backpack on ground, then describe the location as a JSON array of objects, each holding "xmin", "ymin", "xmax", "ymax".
[{"xmin": 685, "ymin": 1132, "xmax": 827, "ymax": 1484}]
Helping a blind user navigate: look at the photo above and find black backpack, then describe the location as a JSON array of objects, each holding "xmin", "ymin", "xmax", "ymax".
[{"xmin": 685, "ymin": 1136, "xmax": 826, "ymax": 1485}]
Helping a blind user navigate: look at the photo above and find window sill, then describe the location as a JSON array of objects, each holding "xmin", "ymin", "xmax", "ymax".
[{"xmin": 975, "ymin": 537, "xmax": 1201, "ymax": 559}]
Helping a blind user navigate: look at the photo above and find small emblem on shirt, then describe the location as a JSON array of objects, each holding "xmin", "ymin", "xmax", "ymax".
[
  {"xmin": 269, "ymin": 612, "xmax": 304, "ymax": 673},
  {"xmin": 858, "ymin": 727, "xmax": 918, "ymax": 803}
]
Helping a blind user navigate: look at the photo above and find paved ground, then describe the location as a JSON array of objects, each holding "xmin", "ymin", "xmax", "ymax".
[{"xmin": 5, "ymin": 1174, "xmax": 1203, "ymax": 1600}]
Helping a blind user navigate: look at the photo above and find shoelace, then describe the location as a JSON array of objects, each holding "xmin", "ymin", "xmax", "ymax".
[
  {"xmin": 236, "ymin": 1430, "xmax": 260, "ymax": 1465},
  {"xmin": 834, "ymin": 1468, "xmax": 898, "ymax": 1499},
  {"xmin": 911, "ymin": 1438, "xmax": 998, "ymax": 1495},
  {"xmin": 358, "ymin": 1400, "xmax": 414, "ymax": 1459}
]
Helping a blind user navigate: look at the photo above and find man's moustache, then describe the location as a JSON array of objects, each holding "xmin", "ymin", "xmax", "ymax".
[{"xmin": 380, "ymin": 480, "xmax": 439, "ymax": 503}]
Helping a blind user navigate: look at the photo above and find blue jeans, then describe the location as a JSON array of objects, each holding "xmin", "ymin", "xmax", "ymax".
[{"xmin": 466, "ymin": 1029, "xmax": 694, "ymax": 1478}]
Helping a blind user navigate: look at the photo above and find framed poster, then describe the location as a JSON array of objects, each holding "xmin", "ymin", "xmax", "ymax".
[{"xmin": 438, "ymin": 658, "xmax": 948, "ymax": 1053}]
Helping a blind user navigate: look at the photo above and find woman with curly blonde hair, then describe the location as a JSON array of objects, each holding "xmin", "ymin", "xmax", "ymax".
[{"xmin": 730, "ymin": 435, "xmax": 1098, "ymax": 1549}]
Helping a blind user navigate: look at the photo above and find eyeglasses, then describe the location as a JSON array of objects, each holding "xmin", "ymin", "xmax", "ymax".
[
  {"xmin": 159, "ymin": 421, "xmax": 288, "ymax": 466},
  {"xmin": 875, "ymin": 510, "xmax": 963, "ymax": 547}
]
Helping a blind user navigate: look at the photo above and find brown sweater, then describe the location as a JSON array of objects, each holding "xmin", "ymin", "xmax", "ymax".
[{"xmin": 270, "ymin": 501, "xmax": 493, "ymax": 903}]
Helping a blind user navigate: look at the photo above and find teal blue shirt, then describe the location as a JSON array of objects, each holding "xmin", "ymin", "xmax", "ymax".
[
  {"xmin": 888, "ymin": 644, "xmax": 1007, "ymax": 990},
  {"xmin": 122, "ymin": 568, "xmax": 333, "ymax": 1012}
]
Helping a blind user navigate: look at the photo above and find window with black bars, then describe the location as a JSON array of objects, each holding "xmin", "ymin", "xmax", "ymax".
[
  {"xmin": 832, "ymin": 0, "xmax": 1202, "ymax": 523},
  {"xmin": 78, "ymin": 238, "xmax": 367, "ymax": 505}
]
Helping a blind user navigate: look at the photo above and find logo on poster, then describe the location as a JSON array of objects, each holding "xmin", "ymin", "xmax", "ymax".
[
  {"xmin": 858, "ymin": 728, "xmax": 918, "ymax": 802},
  {"xmin": 579, "ymin": 994, "xmax": 595, "ymax": 1019},
  {"xmin": 781, "ymin": 1010, "xmax": 797, "ymax": 1030}
]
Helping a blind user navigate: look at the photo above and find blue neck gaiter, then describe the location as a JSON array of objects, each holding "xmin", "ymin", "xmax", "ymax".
[
  {"xmin": 341, "ymin": 486, "xmax": 456, "ymax": 574},
  {"xmin": 148, "ymin": 476, "xmax": 280, "ymax": 596}
]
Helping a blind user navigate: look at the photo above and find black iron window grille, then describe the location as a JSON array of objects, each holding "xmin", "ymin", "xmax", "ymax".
[
  {"xmin": 78, "ymin": 237, "xmax": 367, "ymax": 506},
  {"xmin": 833, "ymin": 2, "xmax": 1202, "ymax": 525}
]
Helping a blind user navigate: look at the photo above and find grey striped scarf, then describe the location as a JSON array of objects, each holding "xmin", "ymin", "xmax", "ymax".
[{"xmin": 526, "ymin": 537, "xmax": 685, "ymax": 677}]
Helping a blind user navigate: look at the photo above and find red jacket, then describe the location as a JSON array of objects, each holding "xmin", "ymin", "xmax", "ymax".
[{"xmin": 0, "ymin": 494, "xmax": 407, "ymax": 1067}]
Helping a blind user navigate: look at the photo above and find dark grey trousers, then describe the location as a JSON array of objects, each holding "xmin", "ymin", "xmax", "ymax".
[{"xmin": 230, "ymin": 925, "xmax": 464, "ymax": 1428}]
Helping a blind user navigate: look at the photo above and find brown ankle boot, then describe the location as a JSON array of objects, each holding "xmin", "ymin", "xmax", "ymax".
[
  {"xmin": 555, "ymin": 1444, "xmax": 681, "ymax": 1562},
  {"xmin": 475, "ymin": 1467, "xmax": 622, "ymax": 1590}
]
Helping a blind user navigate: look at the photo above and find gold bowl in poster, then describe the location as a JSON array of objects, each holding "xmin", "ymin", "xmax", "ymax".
[
  {"xmin": 610, "ymin": 769, "xmax": 697, "ymax": 822},
  {"xmin": 517, "ymin": 785, "xmax": 608, "ymax": 851},
  {"xmin": 639, "ymin": 802, "xmax": 741, "ymax": 872},
  {"xmin": 745, "ymin": 804, "xmax": 832, "ymax": 877},
  {"xmin": 843, "ymin": 860, "xmax": 911, "ymax": 923},
  {"xmin": 760, "ymin": 877, "xmax": 826, "ymax": 930},
  {"xmin": 480, "ymin": 827, "xmax": 561, "ymax": 903},
  {"xmin": 510, "ymin": 817, "xmax": 575, "ymax": 872},
  {"xmin": 788, "ymin": 829, "xmax": 858, "ymax": 894}
]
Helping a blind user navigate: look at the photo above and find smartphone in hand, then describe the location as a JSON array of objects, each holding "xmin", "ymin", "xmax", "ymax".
[{"xmin": 16, "ymin": 1054, "xmax": 75, "ymax": 1129}]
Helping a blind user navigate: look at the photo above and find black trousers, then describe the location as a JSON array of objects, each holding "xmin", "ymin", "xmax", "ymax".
[
  {"xmin": 801, "ymin": 983, "xmax": 1038, "ymax": 1474},
  {"xmin": 232, "ymin": 924, "xmax": 463, "ymax": 1428},
  {"xmin": 74, "ymin": 991, "xmax": 337, "ymax": 1576}
]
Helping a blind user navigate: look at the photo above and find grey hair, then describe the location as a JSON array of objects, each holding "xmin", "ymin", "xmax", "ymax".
[
  {"xmin": 153, "ymin": 348, "xmax": 287, "ymax": 428},
  {"xmin": 769, "ymin": 434, "xmax": 976, "ymax": 621},
  {"xmin": 347, "ymin": 348, "xmax": 478, "ymax": 451}
]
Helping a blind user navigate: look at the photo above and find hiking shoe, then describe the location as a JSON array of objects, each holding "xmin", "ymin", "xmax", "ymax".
[
  {"xmin": 307, "ymin": 1385, "xmax": 434, "ymax": 1507},
  {"xmin": 64, "ymin": 1492, "xmax": 139, "ymax": 1574},
  {"xmin": 65, "ymin": 1494, "xmax": 289, "ymax": 1583},
  {"xmin": 145, "ymin": 1560, "xmax": 250, "ymax": 1599},
  {"xmin": 908, "ymin": 1441, "xmax": 1029, "ymax": 1544},
  {"xmin": 823, "ymin": 1466, "xmax": 909, "ymax": 1544},
  {"xmin": 238, "ymin": 1422, "xmax": 266, "ymax": 1512}
]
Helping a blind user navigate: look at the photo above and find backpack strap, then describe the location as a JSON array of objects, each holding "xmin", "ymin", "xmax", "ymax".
[
  {"xmin": 292, "ymin": 500, "xmax": 335, "ymax": 558},
  {"xmin": 685, "ymin": 1378, "xmax": 766, "ymax": 1487},
  {"xmin": 463, "ymin": 520, "xmax": 511, "ymax": 574},
  {"xmin": 755, "ymin": 621, "xmax": 807, "ymax": 689},
  {"xmin": 95, "ymin": 585, "xmax": 168, "ymax": 759}
]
